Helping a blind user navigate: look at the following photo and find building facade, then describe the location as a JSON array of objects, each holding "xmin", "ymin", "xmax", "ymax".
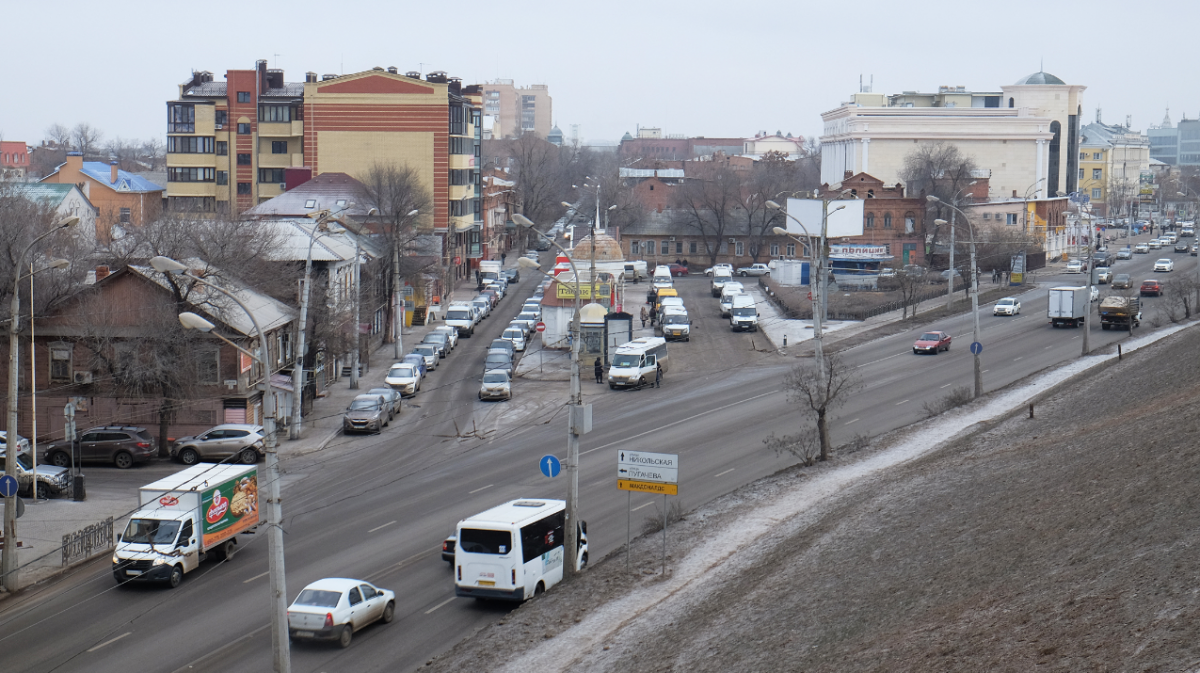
[
  {"xmin": 1147, "ymin": 111, "xmax": 1200, "ymax": 168},
  {"xmin": 1077, "ymin": 120, "xmax": 1150, "ymax": 216},
  {"xmin": 39, "ymin": 153, "xmax": 163, "ymax": 241},
  {"xmin": 1, "ymin": 141, "xmax": 30, "ymax": 181},
  {"xmin": 481, "ymin": 80, "xmax": 552, "ymax": 140}
]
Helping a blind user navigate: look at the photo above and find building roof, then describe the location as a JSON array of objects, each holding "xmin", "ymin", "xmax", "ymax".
[
  {"xmin": 260, "ymin": 219, "xmax": 381, "ymax": 263},
  {"xmin": 45, "ymin": 160, "xmax": 163, "ymax": 193},
  {"xmin": 243, "ymin": 173, "xmax": 371, "ymax": 218},
  {"xmin": 1014, "ymin": 71, "xmax": 1066, "ymax": 85},
  {"xmin": 127, "ymin": 262, "xmax": 296, "ymax": 337},
  {"xmin": 13, "ymin": 183, "xmax": 83, "ymax": 209},
  {"xmin": 569, "ymin": 231, "xmax": 624, "ymax": 262},
  {"xmin": 620, "ymin": 168, "xmax": 685, "ymax": 179}
]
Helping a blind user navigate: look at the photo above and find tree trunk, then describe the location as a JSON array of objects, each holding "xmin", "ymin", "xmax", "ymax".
[
  {"xmin": 157, "ymin": 398, "xmax": 172, "ymax": 458},
  {"xmin": 817, "ymin": 407, "xmax": 831, "ymax": 461}
]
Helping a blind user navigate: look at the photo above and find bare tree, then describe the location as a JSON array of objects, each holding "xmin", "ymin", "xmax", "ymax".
[
  {"xmin": 900, "ymin": 142, "xmax": 978, "ymax": 253},
  {"xmin": 879, "ymin": 267, "xmax": 927, "ymax": 319},
  {"xmin": 763, "ymin": 429, "xmax": 821, "ymax": 467},
  {"xmin": 140, "ymin": 137, "xmax": 166, "ymax": 171},
  {"xmin": 498, "ymin": 133, "xmax": 571, "ymax": 247},
  {"xmin": 781, "ymin": 354, "xmax": 861, "ymax": 461},
  {"xmin": 672, "ymin": 162, "xmax": 746, "ymax": 266},
  {"xmin": 71, "ymin": 123, "xmax": 104, "ymax": 158},
  {"xmin": 44, "ymin": 123, "xmax": 72, "ymax": 149},
  {"xmin": 743, "ymin": 151, "xmax": 798, "ymax": 262},
  {"xmin": 1162, "ymin": 274, "xmax": 1200, "ymax": 322}
]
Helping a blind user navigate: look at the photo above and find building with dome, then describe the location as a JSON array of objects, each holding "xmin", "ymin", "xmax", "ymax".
[{"xmin": 819, "ymin": 72, "xmax": 1086, "ymax": 200}]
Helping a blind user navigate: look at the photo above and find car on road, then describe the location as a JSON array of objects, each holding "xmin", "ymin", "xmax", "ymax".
[
  {"xmin": 385, "ymin": 363, "xmax": 422, "ymax": 396},
  {"xmin": 367, "ymin": 387, "xmax": 404, "ymax": 417},
  {"xmin": 501, "ymin": 327, "xmax": 527, "ymax": 351},
  {"xmin": 444, "ymin": 303, "xmax": 478, "ymax": 337},
  {"xmin": 1165, "ymin": 231, "xmax": 1179, "ymax": 243},
  {"xmin": 1154, "ymin": 258, "xmax": 1174, "ymax": 272},
  {"xmin": 1193, "ymin": 244, "xmax": 1199, "ymax": 256},
  {"xmin": 479, "ymin": 370, "xmax": 512, "ymax": 401},
  {"xmin": 0, "ymin": 430, "xmax": 31, "ymax": 455},
  {"xmin": 400, "ymin": 353, "xmax": 428, "ymax": 378},
  {"xmin": 43, "ymin": 425, "xmax": 157, "ymax": 469},
  {"xmin": 1089, "ymin": 286, "xmax": 1100, "ymax": 302},
  {"xmin": 0, "ymin": 447, "xmax": 69, "ymax": 498},
  {"xmin": 1064, "ymin": 259, "xmax": 1086, "ymax": 273},
  {"xmin": 913, "ymin": 331, "xmax": 952, "ymax": 354},
  {"xmin": 421, "ymin": 332, "xmax": 450, "ymax": 358},
  {"xmin": 432, "ymin": 325, "xmax": 459, "ymax": 351},
  {"xmin": 504, "ymin": 267, "xmax": 520, "ymax": 283},
  {"xmin": 287, "ymin": 578, "xmax": 395, "ymax": 648},
  {"xmin": 343, "ymin": 394, "xmax": 390, "ymax": 434},
  {"xmin": 1141, "ymin": 279, "xmax": 1164, "ymax": 296},
  {"xmin": 441, "ymin": 535, "xmax": 456, "ymax": 564},
  {"xmin": 1176, "ymin": 241, "xmax": 1191, "ymax": 253},
  {"xmin": 704, "ymin": 263, "xmax": 733, "ymax": 277},
  {"xmin": 483, "ymin": 350, "xmax": 514, "ymax": 378},
  {"xmin": 993, "ymin": 297, "xmax": 1021, "ymax": 316},
  {"xmin": 1096, "ymin": 267, "xmax": 1112, "ymax": 284},
  {"xmin": 513, "ymin": 311, "xmax": 540, "ymax": 332},
  {"xmin": 1111, "ymin": 273, "xmax": 1133, "ymax": 289},
  {"xmin": 1149, "ymin": 239, "xmax": 1164, "ymax": 249},
  {"xmin": 489, "ymin": 338, "xmax": 516, "ymax": 358},
  {"xmin": 411, "ymin": 344, "xmax": 440, "ymax": 370},
  {"xmin": 1134, "ymin": 242, "xmax": 1150, "ymax": 254},
  {"xmin": 469, "ymin": 297, "xmax": 492, "ymax": 320},
  {"xmin": 170, "ymin": 424, "xmax": 264, "ymax": 465},
  {"xmin": 736, "ymin": 263, "xmax": 771, "ymax": 277},
  {"xmin": 1116, "ymin": 247, "xmax": 1133, "ymax": 259},
  {"xmin": 480, "ymin": 288, "xmax": 501, "ymax": 307}
]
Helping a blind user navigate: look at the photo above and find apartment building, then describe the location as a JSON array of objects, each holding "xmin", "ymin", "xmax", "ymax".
[
  {"xmin": 482, "ymin": 80, "xmax": 552, "ymax": 139},
  {"xmin": 1077, "ymin": 119, "xmax": 1151, "ymax": 216}
]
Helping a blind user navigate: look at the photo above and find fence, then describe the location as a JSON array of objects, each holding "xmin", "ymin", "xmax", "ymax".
[
  {"xmin": 760, "ymin": 277, "xmax": 1018, "ymax": 323},
  {"xmin": 62, "ymin": 516, "xmax": 114, "ymax": 567}
]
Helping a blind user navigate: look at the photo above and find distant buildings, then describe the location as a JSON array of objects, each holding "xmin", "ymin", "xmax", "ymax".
[
  {"xmin": 39, "ymin": 152, "xmax": 163, "ymax": 241},
  {"xmin": 1148, "ymin": 109, "xmax": 1200, "ymax": 168},
  {"xmin": 1077, "ymin": 117, "xmax": 1151, "ymax": 216},
  {"xmin": 481, "ymin": 80, "xmax": 553, "ymax": 140},
  {"xmin": 0, "ymin": 141, "xmax": 30, "ymax": 180}
]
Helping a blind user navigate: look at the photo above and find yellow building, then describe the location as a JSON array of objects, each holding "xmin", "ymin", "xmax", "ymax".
[{"xmin": 1077, "ymin": 120, "xmax": 1150, "ymax": 217}]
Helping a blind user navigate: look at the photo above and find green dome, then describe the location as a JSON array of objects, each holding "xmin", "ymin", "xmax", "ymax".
[{"xmin": 1015, "ymin": 71, "xmax": 1065, "ymax": 85}]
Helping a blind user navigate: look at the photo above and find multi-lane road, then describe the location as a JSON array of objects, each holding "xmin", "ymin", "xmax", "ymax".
[{"xmin": 1, "ymin": 232, "xmax": 1193, "ymax": 673}]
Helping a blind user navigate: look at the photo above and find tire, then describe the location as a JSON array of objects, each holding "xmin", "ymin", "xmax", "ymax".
[
  {"xmin": 382, "ymin": 601, "xmax": 395, "ymax": 624},
  {"xmin": 114, "ymin": 451, "xmax": 135, "ymax": 469},
  {"xmin": 239, "ymin": 448, "xmax": 259, "ymax": 465},
  {"xmin": 609, "ymin": 383, "xmax": 616, "ymax": 389},
  {"xmin": 740, "ymin": 271, "xmax": 748, "ymax": 277},
  {"xmin": 338, "ymin": 625, "xmax": 353, "ymax": 649},
  {"xmin": 50, "ymin": 451, "xmax": 70, "ymax": 468},
  {"xmin": 215, "ymin": 539, "xmax": 237, "ymax": 561},
  {"xmin": 533, "ymin": 582, "xmax": 545, "ymax": 597},
  {"xmin": 167, "ymin": 565, "xmax": 183, "ymax": 588},
  {"xmin": 638, "ymin": 376, "xmax": 646, "ymax": 387},
  {"xmin": 178, "ymin": 448, "xmax": 199, "ymax": 465},
  {"xmin": 580, "ymin": 553, "xmax": 588, "ymax": 569}
]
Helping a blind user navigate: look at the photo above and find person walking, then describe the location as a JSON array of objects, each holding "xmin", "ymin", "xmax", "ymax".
[
  {"xmin": 501, "ymin": 252, "xmax": 507, "ymax": 266},
  {"xmin": 655, "ymin": 362, "xmax": 663, "ymax": 388},
  {"xmin": 640, "ymin": 305, "xmax": 648, "ymax": 328},
  {"xmin": 594, "ymin": 358, "xmax": 603, "ymax": 384}
]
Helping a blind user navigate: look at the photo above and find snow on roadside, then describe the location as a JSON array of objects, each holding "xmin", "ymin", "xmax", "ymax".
[
  {"xmin": 498, "ymin": 320, "xmax": 1193, "ymax": 673},
  {"xmin": 745, "ymin": 286, "xmax": 855, "ymax": 351}
]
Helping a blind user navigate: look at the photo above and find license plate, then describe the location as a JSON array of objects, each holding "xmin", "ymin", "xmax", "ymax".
[
  {"xmin": 296, "ymin": 631, "xmax": 314, "ymax": 638},
  {"xmin": 126, "ymin": 569, "xmax": 142, "ymax": 575},
  {"xmin": 477, "ymin": 580, "xmax": 495, "ymax": 587}
]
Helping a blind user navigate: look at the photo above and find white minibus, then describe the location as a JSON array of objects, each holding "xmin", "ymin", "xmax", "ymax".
[{"xmin": 607, "ymin": 336, "xmax": 669, "ymax": 388}]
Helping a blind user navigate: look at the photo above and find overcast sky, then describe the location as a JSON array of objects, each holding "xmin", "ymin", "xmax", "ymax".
[{"xmin": 5, "ymin": 0, "xmax": 1197, "ymax": 149}]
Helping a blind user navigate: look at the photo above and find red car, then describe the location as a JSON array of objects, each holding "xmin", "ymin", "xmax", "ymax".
[
  {"xmin": 1140, "ymin": 279, "xmax": 1164, "ymax": 296},
  {"xmin": 668, "ymin": 263, "xmax": 689, "ymax": 277},
  {"xmin": 913, "ymin": 331, "xmax": 952, "ymax": 355}
]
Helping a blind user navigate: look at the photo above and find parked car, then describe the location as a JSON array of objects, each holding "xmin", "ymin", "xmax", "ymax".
[
  {"xmin": 736, "ymin": 263, "xmax": 771, "ymax": 277},
  {"xmin": 421, "ymin": 332, "xmax": 450, "ymax": 358},
  {"xmin": 504, "ymin": 268, "xmax": 520, "ymax": 283},
  {"xmin": 1134, "ymin": 243, "xmax": 1150, "ymax": 254},
  {"xmin": 513, "ymin": 311, "xmax": 540, "ymax": 332},
  {"xmin": 520, "ymin": 302, "xmax": 542, "ymax": 320},
  {"xmin": 1154, "ymin": 258, "xmax": 1174, "ymax": 272},
  {"xmin": 1141, "ymin": 279, "xmax": 1164, "ymax": 296},
  {"xmin": 913, "ymin": 331, "xmax": 952, "ymax": 354},
  {"xmin": 1111, "ymin": 273, "xmax": 1133, "ymax": 289},
  {"xmin": 0, "ymin": 430, "xmax": 31, "ymax": 455},
  {"xmin": 668, "ymin": 263, "xmax": 689, "ymax": 277},
  {"xmin": 287, "ymin": 578, "xmax": 395, "ymax": 648},
  {"xmin": 489, "ymin": 338, "xmax": 516, "ymax": 358},
  {"xmin": 470, "ymin": 297, "xmax": 492, "ymax": 320},
  {"xmin": 367, "ymin": 387, "xmax": 404, "ymax": 417},
  {"xmin": 170, "ymin": 424, "xmax": 264, "ymax": 465},
  {"xmin": 411, "ymin": 344, "xmax": 440, "ymax": 370},
  {"xmin": 993, "ymin": 297, "xmax": 1021, "ymax": 316},
  {"xmin": 501, "ymin": 327, "xmax": 527, "ymax": 351},
  {"xmin": 400, "ymin": 353, "xmax": 428, "ymax": 378},
  {"xmin": 444, "ymin": 303, "xmax": 479, "ymax": 337},
  {"xmin": 483, "ymin": 351, "xmax": 514, "ymax": 377},
  {"xmin": 480, "ymin": 288, "xmax": 500, "ymax": 307},
  {"xmin": 343, "ymin": 394, "xmax": 390, "ymax": 434},
  {"xmin": 432, "ymin": 325, "xmax": 459, "ymax": 351},
  {"xmin": 1096, "ymin": 267, "xmax": 1112, "ymax": 284},
  {"xmin": 704, "ymin": 263, "xmax": 733, "ymax": 277},
  {"xmin": 385, "ymin": 363, "xmax": 422, "ymax": 396},
  {"xmin": 43, "ymin": 426, "xmax": 157, "ymax": 469},
  {"xmin": 0, "ymin": 447, "xmax": 69, "ymax": 498},
  {"xmin": 479, "ymin": 370, "xmax": 513, "ymax": 401}
]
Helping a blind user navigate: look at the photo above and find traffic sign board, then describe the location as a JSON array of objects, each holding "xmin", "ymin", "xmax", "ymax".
[
  {"xmin": 617, "ymin": 450, "xmax": 678, "ymax": 485},
  {"xmin": 0, "ymin": 475, "xmax": 18, "ymax": 498},
  {"xmin": 969, "ymin": 341, "xmax": 983, "ymax": 355},
  {"xmin": 535, "ymin": 322, "xmax": 546, "ymax": 333},
  {"xmin": 618, "ymin": 480, "xmax": 678, "ymax": 496},
  {"xmin": 540, "ymin": 454, "xmax": 561, "ymax": 478}
]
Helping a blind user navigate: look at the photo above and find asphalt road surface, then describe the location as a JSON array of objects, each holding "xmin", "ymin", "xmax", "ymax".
[{"xmin": 2, "ymin": 232, "xmax": 1193, "ymax": 673}]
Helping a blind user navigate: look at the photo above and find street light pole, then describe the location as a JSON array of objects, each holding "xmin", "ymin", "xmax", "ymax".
[
  {"xmin": 393, "ymin": 209, "xmax": 419, "ymax": 361},
  {"xmin": 350, "ymin": 234, "xmax": 361, "ymax": 391},
  {"xmin": 932, "ymin": 199, "xmax": 983, "ymax": 398},
  {"xmin": 3, "ymin": 215, "xmax": 77, "ymax": 593},
  {"xmin": 514, "ymin": 214, "xmax": 584, "ymax": 578}
]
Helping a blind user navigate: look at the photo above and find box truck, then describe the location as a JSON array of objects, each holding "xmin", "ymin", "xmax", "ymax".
[
  {"xmin": 1047, "ymin": 286, "xmax": 1089, "ymax": 328},
  {"xmin": 112, "ymin": 464, "xmax": 263, "ymax": 587}
]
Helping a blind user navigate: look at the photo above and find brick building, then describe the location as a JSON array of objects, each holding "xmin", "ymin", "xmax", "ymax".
[
  {"xmin": 0, "ymin": 141, "xmax": 30, "ymax": 180},
  {"xmin": 39, "ymin": 153, "xmax": 163, "ymax": 242},
  {"xmin": 818, "ymin": 173, "xmax": 928, "ymax": 267}
]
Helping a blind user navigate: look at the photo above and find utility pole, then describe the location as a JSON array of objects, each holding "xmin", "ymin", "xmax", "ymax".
[
  {"xmin": 350, "ymin": 235, "xmax": 361, "ymax": 390},
  {"xmin": 946, "ymin": 209, "xmax": 956, "ymax": 309},
  {"xmin": 393, "ymin": 209, "xmax": 419, "ymax": 361},
  {"xmin": 1083, "ymin": 207, "xmax": 1095, "ymax": 356}
]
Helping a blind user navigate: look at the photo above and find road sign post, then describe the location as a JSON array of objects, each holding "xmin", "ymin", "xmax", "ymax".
[
  {"xmin": 969, "ymin": 341, "xmax": 983, "ymax": 355},
  {"xmin": 617, "ymin": 451, "xmax": 678, "ymax": 573},
  {"xmin": 540, "ymin": 454, "xmax": 561, "ymax": 478}
]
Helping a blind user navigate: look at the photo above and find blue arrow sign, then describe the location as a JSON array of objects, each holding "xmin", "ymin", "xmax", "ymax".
[
  {"xmin": 540, "ymin": 455, "xmax": 561, "ymax": 478},
  {"xmin": 969, "ymin": 341, "xmax": 983, "ymax": 355},
  {"xmin": 0, "ymin": 474, "xmax": 18, "ymax": 498}
]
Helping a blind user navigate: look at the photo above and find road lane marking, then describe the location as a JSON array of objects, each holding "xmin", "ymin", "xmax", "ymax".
[
  {"xmin": 844, "ymin": 418, "xmax": 860, "ymax": 425},
  {"xmin": 714, "ymin": 468, "xmax": 736, "ymax": 478},
  {"xmin": 366, "ymin": 547, "xmax": 439, "ymax": 582},
  {"xmin": 169, "ymin": 625, "xmax": 270, "ymax": 673},
  {"xmin": 939, "ymin": 383, "xmax": 951, "ymax": 389},
  {"xmin": 631, "ymin": 501, "xmax": 656, "ymax": 512},
  {"xmin": 581, "ymin": 390, "xmax": 777, "ymax": 456},
  {"xmin": 896, "ymin": 399, "xmax": 909, "ymax": 406},
  {"xmin": 983, "ymin": 369, "xmax": 990, "ymax": 373},
  {"xmin": 1014, "ymin": 356, "xmax": 1024, "ymax": 361},
  {"xmin": 87, "ymin": 632, "xmax": 131, "ymax": 652},
  {"xmin": 243, "ymin": 571, "xmax": 270, "ymax": 584},
  {"xmin": 468, "ymin": 484, "xmax": 493, "ymax": 494},
  {"xmin": 424, "ymin": 597, "xmax": 457, "ymax": 614},
  {"xmin": 1045, "ymin": 345, "xmax": 1053, "ymax": 349},
  {"xmin": 368, "ymin": 520, "xmax": 396, "ymax": 533}
]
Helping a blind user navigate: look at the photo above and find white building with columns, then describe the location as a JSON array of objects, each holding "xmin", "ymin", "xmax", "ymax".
[{"xmin": 820, "ymin": 72, "xmax": 1086, "ymax": 201}]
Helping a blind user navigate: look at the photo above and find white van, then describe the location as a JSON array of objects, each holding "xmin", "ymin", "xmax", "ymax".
[
  {"xmin": 454, "ymin": 499, "xmax": 587, "ymax": 602},
  {"xmin": 719, "ymin": 282, "xmax": 745, "ymax": 317},
  {"xmin": 444, "ymin": 303, "xmax": 478, "ymax": 337},
  {"xmin": 729, "ymin": 293, "xmax": 759, "ymax": 332},
  {"xmin": 607, "ymin": 336, "xmax": 669, "ymax": 388},
  {"xmin": 651, "ymin": 266, "xmax": 674, "ymax": 291},
  {"xmin": 658, "ymin": 306, "xmax": 691, "ymax": 341},
  {"xmin": 711, "ymin": 268, "xmax": 734, "ymax": 297}
]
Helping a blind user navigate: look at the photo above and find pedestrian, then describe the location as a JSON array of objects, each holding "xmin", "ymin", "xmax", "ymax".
[
  {"xmin": 501, "ymin": 252, "xmax": 507, "ymax": 265},
  {"xmin": 655, "ymin": 362, "xmax": 663, "ymax": 388},
  {"xmin": 992, "ymin": 269, "xmax": 998, "ymax": 284},
  {"xmin": 640, "ymin": 305, "xmax": 648, "ymax": 328},
  {"xmin": 594, "ymin": 358, "xmax": 603, "ymax": 384}
]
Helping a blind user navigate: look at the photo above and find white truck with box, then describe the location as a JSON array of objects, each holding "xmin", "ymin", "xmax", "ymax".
[
  {"xmin": 112, "ymin": 464, "xmax": 262, "ymax": 587},
  {"xmin": 477, "ymin": 260, "xmax": 502, "ymax": 290},
  {"xmin": 1048, "ymin": 286, "xmax": 1089, "ymax": 328}
]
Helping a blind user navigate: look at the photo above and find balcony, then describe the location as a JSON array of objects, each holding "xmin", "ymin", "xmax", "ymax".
[{"xmin": 465, "ymin": 241, "xmax": 482, "ymax": 258}]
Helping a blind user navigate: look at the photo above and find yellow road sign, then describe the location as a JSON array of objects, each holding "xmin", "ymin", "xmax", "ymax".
[
  {"xmin": 556, "ymin": 283, "xmax": 611, "ymax": 300},
  {"xmin": 617, "ymin": 479, "xmax": 678, "ymax": 495}
]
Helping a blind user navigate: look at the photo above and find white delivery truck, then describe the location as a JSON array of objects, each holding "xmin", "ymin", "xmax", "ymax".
[
  {"xmin": 477, "ymin": 260, "xmax": 502, "ymax": 289},
  {"xmin": 113, "ymin": 464, "xmax": 262, "ymax": 587},
  {"xmin": 729, "ymin": 293, "xmax": 759, "ymax": 332},
  {"xmin": 607, "ymin": 336, "xmax": 668, "ymax": 388},
  {"xmin": 711, "ymin": 267, "xmax": 734, "ymax": 297},
  {"xmin": 1048, "ymin": 286, "xmax": 1089, "ymax": 328}
]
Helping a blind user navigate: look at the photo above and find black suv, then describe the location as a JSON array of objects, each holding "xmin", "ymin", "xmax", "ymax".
[{"xmin": 44, "ymin": 426, "xmax": 158, "ymax": 469}]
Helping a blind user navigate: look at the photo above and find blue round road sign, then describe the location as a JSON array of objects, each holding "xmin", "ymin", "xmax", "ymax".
[
  {"xmin": 0, "ymin": 474, "xmax": 18, "ymax": 498},
  {"xmin": 540, "ymin": 455, "xmax": 561, "ymax": 478},
  {"xmin": 969, "ymin": 341, "xmax": 983, "ymax": 355}
]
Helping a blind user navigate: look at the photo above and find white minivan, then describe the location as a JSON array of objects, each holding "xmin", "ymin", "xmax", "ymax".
[
  {"xmin": 444, "ymin": 303, "xmax": 478, "ymax": 337},
  {"xmin": 719, "ymin": 282, "xmax": 745, "ymax": 317},
  {"xmin": 729, "ymin": 293, "xmax": 759, "ymax": 332},
  {"xmin": 607, "ymin": 336, "xmax": 669, "ymax": 388}
]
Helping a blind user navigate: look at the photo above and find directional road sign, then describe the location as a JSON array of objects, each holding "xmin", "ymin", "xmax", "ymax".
[
  {"xmin": 0, "ymin": 475, "xmax": 18, "ymax": 498},
  {"xmin": 540, "ymin": 454, "xmax": 561, "ymax": 478},
  {"xmin": 969, "ymin": 341, "xmax": 983, "ymax": 355},
  {"xmin": 617, "ymin": 450, "xmax": 679, "ymax": 495}
]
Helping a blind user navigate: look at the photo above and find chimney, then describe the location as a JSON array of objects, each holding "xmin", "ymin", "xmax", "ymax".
[
  {"xmin": 305, "ymin": 71, "xmax": 318, "ymax": 83},
  {"xmin": 94, "ymin": 265, "xmax": 111, "ymax": 281},
  {"xmin": 322, "ymin": 74, "xmax": 337, "ymax": 81},
  {"xmin": 66, "ymin": 152, "xmax": 83, "ymax": 173},
  {"xmin": 110, "ymin": 161, "xmax": 119, "ymax": 184},
  {"xmin": 387, "ymin": 66, "xmax": 398, "ymax": 74}
]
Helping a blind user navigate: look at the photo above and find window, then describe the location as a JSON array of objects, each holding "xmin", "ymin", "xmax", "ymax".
[
  {"xmin": 237, "ymin": 123, "xmax": 251, "ymax": 135},
  {"xmin": 179, "ymin": 519, "xmax": 193, "ymax": 544},
  {"xmin": 167, "ymin": 167, "xmax": 216, "ymax": 182},
  {"xmin": 520, "ymin": 511, "xmax": 565, "ymax": 563},
  {"xmin": 167, "ymin": 136, "xmax": 214, "ymax": 153},
  {"xmin": 449, "ymin": 104, "xmax": 465, "ymax": 135},
  {"xmin": 1093, "ymin": 152, "xmax": 1102, "ymax": 160},
  {"xmin": 689, "ymin": 241, "xmax": 697, "ymax": 254},
  {"xmin": 49, "ymin": 343, "xmax": 72, "ymax": 381},
  {"xmin": 1092, "ymin": 188, "xmax": 1102, "ymax": 199},
  {"xmin": 304, "ymin": 199, "xmax": 316, "ymax": 208},
  {"xmin": 1006, "ymin": 213, "xmax": 1018, "ymax": 225},
  {"xmin": 167, "ymin": 104, "xmax": 195, "ymax": 133},
  {"xmin": 258, "ymin": 104, "xmax": 291, "ymax": 122},
  {"xmin": 982, "ymin": 212, "xmax": 990, "ymax": 220},
  {"xmin": 865, "ymin": 213, "xmax": 875, "ymax": 228},
  {"xmin": 168, "ymin": 196, "xmax": 216, "ymax": 212},
  {"xmin": 1093, "ymin": 169, "xmax": 1102, "ymax": 179},
  {"xmin": 449, "ymin": 137, "xmax": 472, "ymax": 154},
  {"xmin": 883, "ymin": 213, "xmax": 893, "ymax": 229},
  {"xmin": 786, "ymin": 243, "xmax": 796, "ymax": 257},
  {"xmin": 347, "ymin": 587, "xmax": 362, "ymax": 606},
  {"xmin": 119, "ymin": 208, "xmax": 131, "ymax": 224},
  {"xmin": 1079, "ymin": 152, "xmax": 1087, "ymax": 160},
  {"xmin": 216, "ymin": 171, "xmax": 228, "ymax": 185},
  {"xmin": 770, "ymin": 243, "xmax": 780, "ymax": 256},
  {"xmin": 216, "ymin": 141, "xmax": 227, "ymax": 156},
  {"xmin": 1079, "ymin": 169, "xmax": 1084, "ymax": 180},
  {"xmin": 237, "ymin": 153, "xmax": 251, "ymax": 165},
  {"xmin": 905, "ymin": 214, "xmax": 916, "ymax": 233},
  {"xmin": 735, "ymin": 241, "xmax": 744, "ymax": 256},
  {"xmin": 215, "ymin": 110, "xmax": 227, "ymax": 127},
  {"xmin": 237, "ymin": 91, "xmax": 251, "ymax": 103},
  {"xmin": 450, "ymin": 169, "xmax": 473, "ymax": 186},
  {"xmin": 197, "ymin": 347, "xmax": 219, "ymax": 384},
  {"xmin": 271, "ymin": 141, "xmax": 287, "ymax": 154},
  {"xmin": 631, "ymin": 240, "xmax": 640, "ymax": 255},
  {"xmin": 675, "ymin": 241, "xmax": 683, "ymax": 254},
  {"xmin": 258, "ymin": 168, "xmax": 286, "ymax": 183},
  {"xmin": 237, "ymin": 182, "xmax": 252, "ymax": 195}
]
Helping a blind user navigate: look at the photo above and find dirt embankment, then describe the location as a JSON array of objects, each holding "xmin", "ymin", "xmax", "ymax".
[{"xmin": 423, "ymin": 326, "xmax": 1200, "ymax": 673}]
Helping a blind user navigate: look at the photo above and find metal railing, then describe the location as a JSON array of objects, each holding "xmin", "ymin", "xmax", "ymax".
[{"xmin": 62, "ymin": 517, "xmax": 114, "ymax": 567}]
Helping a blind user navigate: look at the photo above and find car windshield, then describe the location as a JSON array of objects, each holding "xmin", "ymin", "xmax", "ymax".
[
  {"xmin": 424, "ymin": 335, "xmax": 444, "ymax": 343},
  {"xmin": 446, "ymin": 310, "xmax": 471, "ymax": 320},
  {"xmin": 459, "ymin": 528, "xmax": 512, "ymax": 555},
  {"xmin": 519, "ymin": 313, "xmax": 537, "ymax": 321},
  {"xmin": 349, "ymin": 398, "xmax": 380, "ymax": 411},
  {"xmin": 294, "ymin": 589, "xmax": 342, "ymax": 608},
  {"xmin": 503, "ymin": 330, "xmax": 522, "ymax": 339},
  {"xmin": 15, "ymin": 453, "xmax": 33, "ymax": 470},
  {"xmin": 388, "ymin": 366, "xmax": 415, "ymax": 378},
  {"xmin": 732, "ymin": 308, "xmax": 755, "ymax": 317},
  {"xmin": 612, "ymin": 354, "xmax": 641, "ymax": 368},
  {"xmin": 367, "ymin": 389, "xmax": 392, "ymax": 398},
  {"xmin": 997, "ymin": 299, "xmax": 1014, "ymax": 306},
  {"xmin": 486, "ymin": 355, "xmax": 510, "ymax": 365},
  {"xmin": 919, "ymin": 333, "xmax": 942, "ymax": 341},
  {"xmin": 483, "ymin": 372, "xmax": 508, "ymax": 383},
  {"xmin": 413, "ymin": 346, "xmax": 435, "ymax": 355},
  {"xmin": 121, "ymin": 519, "xmax": 181, "ymax": 545},
  {"xmin": 664, "ymin": 314, "xmax": 688, "ymax": 323}
]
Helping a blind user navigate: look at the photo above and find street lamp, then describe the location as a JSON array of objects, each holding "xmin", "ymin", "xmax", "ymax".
[
  {"xmin": 150, "ymin": 255, "xmax": 290, "ymax": 673},
  {"xmin": 513, "ymin": 213, "xmax": 586, "ymax": 578},
  {"xmin": 392, "ymin": 209, "xmax": 420, "ymax": 361},
  {"xmin": 944, "ymin": 181, "xmax": 978, "ymax": 309},
  {"xmin": 930, "ymin": 197, "xmax": 983, "ymax": 399},
  {"xmin": 4, "ymin": 214, "xmax": 78, "ymax": 594}
]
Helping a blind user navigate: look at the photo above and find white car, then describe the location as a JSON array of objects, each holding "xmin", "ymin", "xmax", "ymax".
[
  {"xmin": 1064, "ymin": 259, "xmax": 1085, "ymax": 274},
  {"xmin": 432, "ymin": 325, "xmax": 459, "ymax": 350},
  {"xmin": 1154, "ymin": 258, "xmax": 1174, "ymax": 272},
  {"xmin": 287, "ymin": 578, "xmax": 395, "ymax": 648},
  {"xmin": 479, "ymin": 369, "xmax": 512, "ymax": 401},
  {"xmin": 993, "ymin": 297, "xmax": 1021, "ymax": 316},
  {"xmin": 1134, "ymin": 243, "xmax": 1150, "ymax": 254},
  {"xmin": 1148, "ymin": 239, "xmax": 1163, "ymax": 249},
  {"xmin": 736, "ymin": 263, "xmax": 771, "ymax": 277},
  {"xmin": 410, "ymin": 345, "xmax": 439, "ymax": 370},
  {"xmin": 705, "ymin": 263, "xmax": 733, "ymax": 277},
  {"xmin": 385, "ymin": 363, "xmax": 422, "ymax": 396},
  {"xmin": 501, "ymin": 327, "xmax": 527, "ymax": 351}
]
